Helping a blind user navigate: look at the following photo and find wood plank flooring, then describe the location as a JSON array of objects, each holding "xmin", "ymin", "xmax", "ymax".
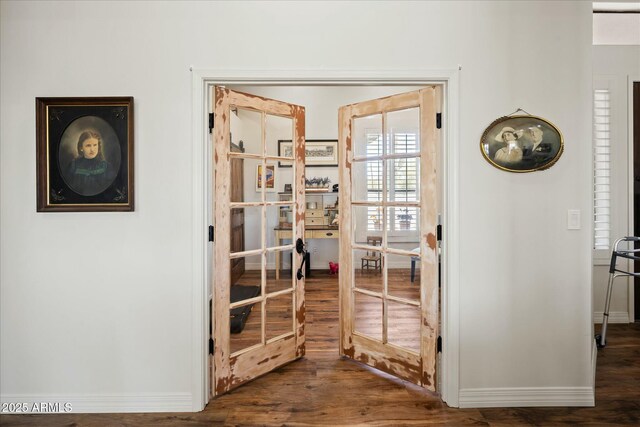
[
  {"xmin": 231, "ymin": 269, "xmax": 420, "ymax": 355},
  {"xmin": 2, "ymin": 271, "xmax": 640, "ymax": 426}
]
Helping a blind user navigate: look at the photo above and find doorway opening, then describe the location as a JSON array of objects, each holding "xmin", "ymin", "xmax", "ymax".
[
  {"xmin": 191, "ymin": 72, "xmax": 460, "ymax": 410},
  {"xmin": 634, "ymin": 81, "xmax": 639, "ymax": 321}
]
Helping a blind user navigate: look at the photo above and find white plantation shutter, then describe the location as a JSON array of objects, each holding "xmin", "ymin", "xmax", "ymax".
[
  {"xmin": 366, "ymin": 133, "xmax": 383, "ymax": 230},
  {"xmin": 391, "ymin": 134, "xmax": 418, "ymax": 230},
  {"xmin": 366, "ymin": 132, "xmax": 418, "ymax": 232},
  {"xmin": 594, "ymin": 89, "xmax": 611, "ymax": 251}
]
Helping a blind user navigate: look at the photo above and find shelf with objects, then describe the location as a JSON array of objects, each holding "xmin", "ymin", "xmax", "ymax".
[{"xmin": 274, "ymin": 187, "xmax": 339, "ymax": 279}]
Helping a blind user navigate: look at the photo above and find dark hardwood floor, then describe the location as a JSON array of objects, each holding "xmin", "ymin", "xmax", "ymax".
[{"xmin": 2, "ymin": 272, "xmax": 639, "ymax": 426}]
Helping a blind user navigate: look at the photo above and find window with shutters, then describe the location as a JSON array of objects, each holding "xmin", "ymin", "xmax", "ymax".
[
  {"xmin": 593, "ymin": 88, "xmax": 611, "ymax": 251},
  {"xmin": 366, "ymin": 131, "xmax": 418, "ymax": 233}
]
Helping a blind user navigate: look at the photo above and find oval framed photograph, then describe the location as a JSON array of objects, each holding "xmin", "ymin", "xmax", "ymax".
[{"xmin": 480, "ymin": 115, "xmax": 564, "ymax": 173}]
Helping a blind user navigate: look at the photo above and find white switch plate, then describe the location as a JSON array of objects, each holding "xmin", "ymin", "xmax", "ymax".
[{"xmin": 568, "ymin": 209, "xmax": 581, "ymax": 230}]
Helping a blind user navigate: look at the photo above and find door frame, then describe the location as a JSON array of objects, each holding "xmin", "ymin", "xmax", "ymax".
[
  {"xmin": 629, "ymin": 75, "xmax": 640, "ymax": 322},
  {"xmin": 190, "ymin": 68, "xmax": 461, "ymax": 410}
]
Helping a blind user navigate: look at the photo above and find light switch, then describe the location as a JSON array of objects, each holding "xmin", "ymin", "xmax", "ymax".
[{"xmin": 568, "ymin": 209, "xmax": 581, "ymax": 230}]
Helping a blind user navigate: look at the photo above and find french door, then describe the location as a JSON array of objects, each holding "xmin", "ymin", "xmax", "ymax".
[
  {"xmin": 338, "ymin": 87, "xmax": 440, "ymax": 390},
  {"xmin": 212, "ymin": 87, "xmax": 306, "ymax": 396}
]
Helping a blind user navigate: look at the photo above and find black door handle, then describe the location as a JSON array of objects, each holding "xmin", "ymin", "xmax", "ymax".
[{"xmin": 296, "ymin": 238, "xmax": 307, "ymax": 280}]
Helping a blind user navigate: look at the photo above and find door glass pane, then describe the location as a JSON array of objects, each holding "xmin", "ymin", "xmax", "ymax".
[
  {"xmin": 266, "ymin": 114, "xmax": 293, "ymax": 158},
  {"xmin": 387, "ymin": 108, "xmax": 420, "ymax": 155},
  {"xmin": 266, "ymin": 249, "xmax": 295, "ymax": 294},
  {"xmin": 387, "ymin": 254, "xmax": 420, "ymax": 302},
  {"xmin": 275, "ymin": 160, "xmax": 295, "ymax": 201},
  {"xmin": 237, "ymin": 157, "xmax": 261, "ymax": 203},
  {"xmin": 230, "ymin": 254, "xmax": 262, "ymax": 296},
  {"xmin": 353, "ymin": 249, "xmax": 383, "ymax": 294},
  {"xmin": 354, "ymin": 292, "xmax": 382, "ymax": 342},
  {"xmin": 266, "ymin": 204, "xmax": 286, "ymax": 249},
  {"xmin": 231, "ymin": 108, "xmax": 263, "ymax": 156},
  {"xmin": 386, "ymin": 158, "xmax": 420, "ymax": 203},
  {"xmin": 352, "ymin": 205, "xmax": 382, "ymax": 243},
  {"xmin": 322, "ymin": 193, "xmax": 339, "ymax": 226},
  {"xmin": 353, "ymin": 114, "xmax": 383, "ymax": 158},
  {"xmin": 269, "ymin": 203, "xmax": 294, "ymax": 240},
  {"xmin": 266, "ymin": 291, "xmax": 294, "ymax": 341},
  {"xmin": 265, "ymin": 193, "xmax": 280, "ymax": 204},
  {"xmin": 386, "ymin": 206, "xmax": 420, "ymax": 252},
  {"xmin": 230, "ymin": 301, "xmax": 262, "ymax": 355},
  {"xmin": 230, "ymin": 206, "xmax": 262, "ymax": 254},
  {"xmin": 274, "ymin": 217, "xmax": 295, "ymax": 243},
  {"xmin": 229, "ymin": 156, "xmax": 247, "ymax": 204},
  {"xmin": 387, "ymin": 300, "xmax": 421, "ymax": 354},
  {"xmin": 257, "ymin": 163, "xmax": 277, "ymax": 196},
  {"xmin": 352, "ymin": 160, "xmax": 383, "ymax": 204}
]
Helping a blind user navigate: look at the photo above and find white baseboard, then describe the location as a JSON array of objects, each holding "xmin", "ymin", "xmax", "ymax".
[
  {"xmin": 0, "ymin": 393, "xmax": 193, "ymax": 414},
  {"xmin": 459, "ymin": 387, "xmax": 594, "ymax": 408},
  {"xmin": 593, "ymin": 311, "xmax": 629, "ymax": 324},
  {"xmin": 592, "ymin": 338, "xmax": 598, "ymax": 387}
]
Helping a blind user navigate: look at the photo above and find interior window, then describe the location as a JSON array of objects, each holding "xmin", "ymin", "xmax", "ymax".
[
  {"xmin": 593, "ymin": 88, "xmax": 611, "ymax": 251},
  {"xmin": 366, "ymin": 131, "xmax": 418, "ymax": 232}
]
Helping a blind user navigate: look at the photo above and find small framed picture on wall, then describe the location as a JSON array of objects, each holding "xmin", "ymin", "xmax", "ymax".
[
  {"xmin": 36, "ymin": 97, "xmax": 134, "ymax": 211},
  {"xmin": 256, "ymin": 164, "xmax": 276, "ymax": 192}
]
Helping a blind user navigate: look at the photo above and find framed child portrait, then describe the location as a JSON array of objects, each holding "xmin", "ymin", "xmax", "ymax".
[{"xmin": 36, "ymin": 97, "xmax": 134, "ymax": 212}]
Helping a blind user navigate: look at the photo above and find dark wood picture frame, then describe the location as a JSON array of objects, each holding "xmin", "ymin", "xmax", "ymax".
[
  {"xmin": 36, "ymin": 97, "xmax": 134, "ymax": 211},
  {"xmin": 278, "ymin": 139, "xmax": 338, "ymax": 167}
]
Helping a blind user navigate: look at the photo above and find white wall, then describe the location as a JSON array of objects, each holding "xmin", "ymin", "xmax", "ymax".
[
  {"xmin": 592, "ymin": 46, "xmax": 640, "ymax": 323},
  {"xmin": 594, "ymin": 13, "xmax": 640, "ymax": 45},
  {"xmin": 1, "ymin": 1, "xmax": 594, "ymax": 411}
]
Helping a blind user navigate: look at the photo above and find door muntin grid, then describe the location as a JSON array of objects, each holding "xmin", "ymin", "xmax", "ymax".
[{"xmin": 350, "ymin": 107, "xmax": 422, "ymax": 355}]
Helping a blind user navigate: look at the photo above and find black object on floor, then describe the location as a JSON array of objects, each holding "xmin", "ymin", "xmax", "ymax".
[{"xmin": 230, "ymin": 285, "xmax": 260, "ymax": 334}]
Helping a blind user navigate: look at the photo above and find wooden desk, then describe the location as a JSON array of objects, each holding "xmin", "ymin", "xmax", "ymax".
[{"xmin": 274, "ymin": 226, "xmax": 339, "ymax": 279}]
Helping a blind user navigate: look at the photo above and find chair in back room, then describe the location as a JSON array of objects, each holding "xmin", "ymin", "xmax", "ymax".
[{"xmin": 361, "ymin": 235, "xmax": 382, "ymax": 273}]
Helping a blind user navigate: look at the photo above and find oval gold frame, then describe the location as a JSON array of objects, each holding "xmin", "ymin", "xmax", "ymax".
[{"xmin": 480, "ymin": 114, "xmax": 564, "ymax": 173}]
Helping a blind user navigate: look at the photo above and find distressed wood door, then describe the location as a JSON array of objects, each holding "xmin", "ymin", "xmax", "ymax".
[
  {"xmin": 338, "ymin": 87, "xmax": 441, "ymax": 390},
  {"xmin": 212, "ymin": 87, "xmax": 306, "ymax": 396}
]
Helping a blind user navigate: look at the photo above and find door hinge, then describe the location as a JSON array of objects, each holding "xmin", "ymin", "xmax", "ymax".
[
  {"xmin": 209, "ymin": 338, "xmax": 214, "ymax": 355},
  {"xmin": 436, "ymin": 113, "xmax": 442, "ymax": 129},
  {"xmin": 209, "ymin": 225, "xmax": 214, "ymax": 242},
  {"xmin": 437, "ymin": 224, "xmax": 442, "ymax": 241},
  {"xmin": 209, "ymin": 113, "xmax": 214, "ymax": 133},
  {"xmin": 437, "ymin": 336, "xmax": 442, "ymax": 353}
]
